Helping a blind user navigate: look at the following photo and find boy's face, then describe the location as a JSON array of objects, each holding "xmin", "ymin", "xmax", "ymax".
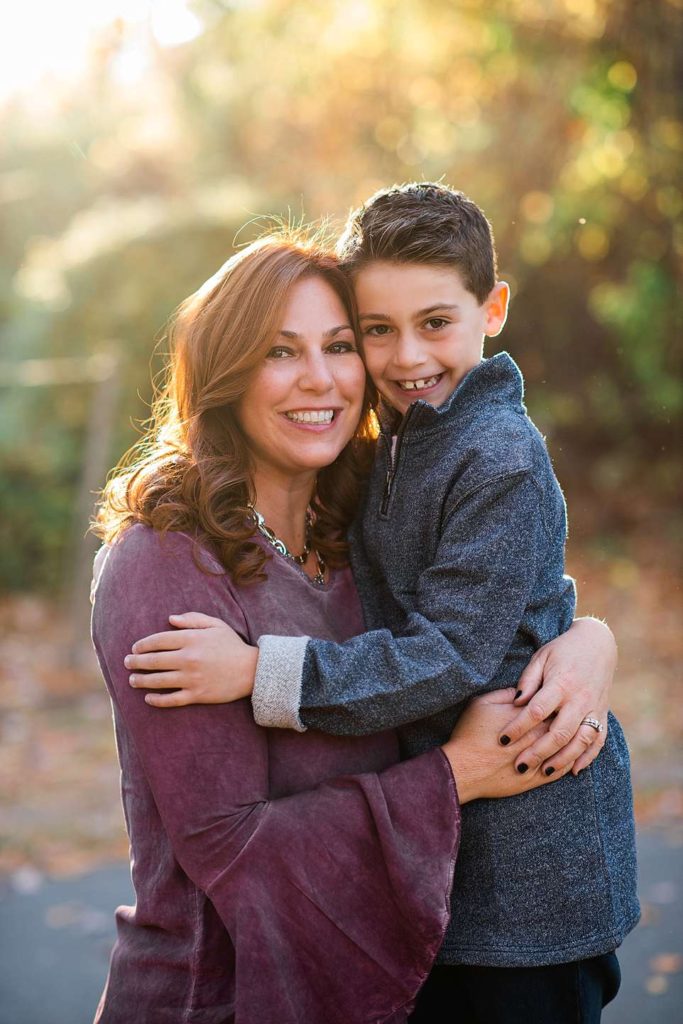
[{"xmin": 354, "ymin": 261, "xmax": 509, "ymax": 416}]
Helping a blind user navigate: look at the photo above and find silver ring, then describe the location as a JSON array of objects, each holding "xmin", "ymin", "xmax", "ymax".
[{"xmin": 582, "ymin": 717, "xmax": 603, "ymax": 733}]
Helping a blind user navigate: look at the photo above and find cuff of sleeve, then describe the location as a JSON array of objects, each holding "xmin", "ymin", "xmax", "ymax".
[
  {"xmin": 253, "ymin": 635, "xmax": 310, "ymax": 732},
  {"xmin": 436, "ymin": 746, "xmax": 461, "ymax": 810}
]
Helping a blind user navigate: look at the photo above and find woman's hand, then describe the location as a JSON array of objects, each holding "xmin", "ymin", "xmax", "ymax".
[
  {"xmin": 125, "ymin": 612, "xmax": 258, "ymax": 708},
  {"xmin": 442, "ymin": 689, "xmax": 571, "ymax": 803},
  {"xmin": 496, "ymin": 617, "xmax": 616, "ymax": 778}
]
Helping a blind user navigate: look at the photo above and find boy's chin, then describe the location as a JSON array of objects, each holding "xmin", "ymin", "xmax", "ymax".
[{"xmin": 378, "ymin": 387, "xmax": 448, "ymax": 416}]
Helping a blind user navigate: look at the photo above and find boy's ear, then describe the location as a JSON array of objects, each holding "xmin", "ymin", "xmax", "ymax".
[{"xmin": 483, "ymin": 282, "xmax": 510, "ymax": 338}]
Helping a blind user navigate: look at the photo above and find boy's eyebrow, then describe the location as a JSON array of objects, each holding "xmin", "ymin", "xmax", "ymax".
[
  {"xmin": 278, "ymin": 324, "xmax": 353, "ymax": 339},
  {"xmin": 359, "ymin": 304, "xmax": 460, "ymax": 321},
  {"xmin": 417, "ymin": 303, "xmax": 460, "ymax": 316}
]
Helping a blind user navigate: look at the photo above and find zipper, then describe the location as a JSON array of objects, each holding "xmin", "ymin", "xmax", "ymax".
[
  {"xmin": 380, "ymin": 439, "xmax": 396, "ymax": 516},
  {"xmin": 380, "ymin": 405, "xmax": 416, "ymax": 515}
]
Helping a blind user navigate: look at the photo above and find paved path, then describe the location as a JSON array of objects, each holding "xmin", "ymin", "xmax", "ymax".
[{"xmin": 0, "ymin": 826, "xmax": 681, "ymax": 1024}]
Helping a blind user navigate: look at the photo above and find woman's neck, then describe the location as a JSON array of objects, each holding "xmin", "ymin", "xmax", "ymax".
[{"xmin": 251, "ymin": 469, "xmax": 316, "ymax": 555}]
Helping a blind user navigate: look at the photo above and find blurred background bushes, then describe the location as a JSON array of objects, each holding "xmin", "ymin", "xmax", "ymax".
[{"xmin": 0, "ymin": 0, "xmax": 681, "ymax": 591}]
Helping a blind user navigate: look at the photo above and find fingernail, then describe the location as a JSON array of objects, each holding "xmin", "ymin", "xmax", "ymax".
[
  {"xmin": 129, "ymin": 675, "xmax": 137, "ymax": 687},
  {"xmin": 517, "ymin": 763, "xmax": 528, "ymax": 774},
  {"xmin": 515, "ymin": 690, "xmax": 523, "ymax": 700},
  {"xmin": 500, "ymin": 735, "xmax": 511, "ymax": 746},
  {"xmin": 124, "ymin": 656, "xmax": 132, "ymax": 668},
  {"xmin": 544, "ymin": 766, "xmax": 555, "ymax": 776}
]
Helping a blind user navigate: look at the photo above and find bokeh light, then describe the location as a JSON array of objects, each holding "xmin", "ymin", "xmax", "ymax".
[{"xmin": 0, "ymin": 0, "xmax": 202, "ymax": 99}]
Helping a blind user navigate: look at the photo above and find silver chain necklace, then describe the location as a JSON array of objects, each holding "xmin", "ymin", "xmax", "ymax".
[{"xmin": 249, "ymin": 505, "xmax": 326, "ymax": 585}]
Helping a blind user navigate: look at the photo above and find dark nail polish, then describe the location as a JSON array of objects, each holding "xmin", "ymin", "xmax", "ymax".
[
  {"xmin": 500, "ymin": 735, "xmax": 511, "ymax": 746},
  {"xmin": 517, "ymin": 763, "xmax": 528, "ymax": 774},
  {"xmin": 515, "ymin": 690, "xmax": 523, "ymax": 700},
  {"xmin": 544, "ymin": 767, "xmax": 555, "ymax": 776}
]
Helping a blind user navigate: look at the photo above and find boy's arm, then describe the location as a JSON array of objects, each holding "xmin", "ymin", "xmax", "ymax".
[{"xmin": 256, "ymin": 469, "xmax": 555, "ymax": 734}]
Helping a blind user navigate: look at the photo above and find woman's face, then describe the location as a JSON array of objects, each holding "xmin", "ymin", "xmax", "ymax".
[{"xmin": 236, "ymin": 275, "xmax": 366, "ymax": 484}]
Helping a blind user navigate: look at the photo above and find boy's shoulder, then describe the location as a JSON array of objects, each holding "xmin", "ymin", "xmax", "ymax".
[
  {"xmin": 429, "ymin": 402, "xmax": 566, "ymax": 541},
  {"xmin": 441, "ymin": 389, "xmax": 553, "ymax": 495},
  {"xmin": 412, "ymin": 353, "xmax": 544, "ymax": 473}
]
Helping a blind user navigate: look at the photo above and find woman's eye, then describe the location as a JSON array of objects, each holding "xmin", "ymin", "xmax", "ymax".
[
  {"xmin": 364, "ymin": 324, "xmax": 392, "ymax": 337},
  {"xmin": 266, "ymin": 346, "xmax": 294, "ymax": 359},
  {"xmin": 327, "ymin": 340, "xmax": 357, "ymax": 354},
  {"xmin": 425, "ymin": 317, "xmax": 449, "ymax": 330}
]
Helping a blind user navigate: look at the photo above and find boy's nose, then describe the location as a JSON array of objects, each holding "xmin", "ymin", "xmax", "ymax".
[{"xmin": 392, "ymin": 331, "xmax": 428, "ymax": 370}]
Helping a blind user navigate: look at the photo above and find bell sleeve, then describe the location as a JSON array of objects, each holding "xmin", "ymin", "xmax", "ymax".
[{"xmin": 91, "ymin": 525, "xmax": 461, "ymax": 1024}]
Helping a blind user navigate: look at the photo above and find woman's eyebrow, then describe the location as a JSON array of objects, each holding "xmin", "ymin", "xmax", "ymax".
[
  {"xmin": 278, "ymin": 324, "xmax": 353, "ymax": 339},
  {"xmin": 326, "ymin": 323, "xmax": 354, "ymax": 337}
]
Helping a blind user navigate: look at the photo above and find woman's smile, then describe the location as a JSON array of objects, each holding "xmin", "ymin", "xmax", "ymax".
[{"xmin": 282, "ymin": 407, "xmax": 339, "ymax": 427}]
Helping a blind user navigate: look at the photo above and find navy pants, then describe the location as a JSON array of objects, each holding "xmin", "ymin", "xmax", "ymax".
[{"xmin": 409, "ymin": 953, "xmax": 621, "ymax": 1024}]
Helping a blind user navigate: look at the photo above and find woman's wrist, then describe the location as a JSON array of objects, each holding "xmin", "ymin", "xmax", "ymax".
[
  {"xmin": 572, "ymin": 616, "xmax": 617, "ymax": 665},
  {"xmin": 441, "ymin": 741, "xmax": 476, "ymax": 804}
]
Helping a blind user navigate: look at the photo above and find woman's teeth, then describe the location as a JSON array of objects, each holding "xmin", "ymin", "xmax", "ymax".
[
  {"xmin": 397, "ymin": 375, "xmax": 441, "ymax": 391},
  {"xmin": 285, "ymin": 409, "xmax": 335, "ymax": 424}
]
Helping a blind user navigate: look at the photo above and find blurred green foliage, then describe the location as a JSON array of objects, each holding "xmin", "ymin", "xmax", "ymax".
[{"xmin": 0, "ymin": 0, "xmax": 681, "ymax": 591}]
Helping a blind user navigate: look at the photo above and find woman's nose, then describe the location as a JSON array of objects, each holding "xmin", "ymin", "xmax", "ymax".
[{"xmin": 300, "ymin": 353, "xmax": 334, "ymax": 392}]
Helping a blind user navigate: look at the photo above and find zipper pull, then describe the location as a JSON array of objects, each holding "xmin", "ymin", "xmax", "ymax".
[
  {"xmin": 381, "ymin": 470, "xmax": 393, "ymax": 515},
  {"xmin": 380, "ymin": 433, "xmax": 398, "ymax": 515}
]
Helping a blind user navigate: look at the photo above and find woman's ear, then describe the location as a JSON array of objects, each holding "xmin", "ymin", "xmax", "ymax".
[{"xmin": 484, "ymin": 281, "xmax": 510, "ymax": 338}]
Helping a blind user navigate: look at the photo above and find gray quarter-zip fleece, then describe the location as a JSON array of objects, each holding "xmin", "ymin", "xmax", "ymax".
[{"xmin": 253, "ymin": 352, "xmax": 639, "ymax": 966}]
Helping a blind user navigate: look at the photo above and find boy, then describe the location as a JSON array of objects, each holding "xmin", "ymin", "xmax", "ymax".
[{"xmin": 128, "ymin": 184, "xmax": 638, "ymax": 1021}]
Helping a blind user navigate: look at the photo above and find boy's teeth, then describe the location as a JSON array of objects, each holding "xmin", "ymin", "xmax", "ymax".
[
  {"xmin": 285, "ymin": 409, "xmax": 335, "ymax": 424},
  {"xmin": 398, "ymin": 375, "xmax": 440, "ymax": 391}
]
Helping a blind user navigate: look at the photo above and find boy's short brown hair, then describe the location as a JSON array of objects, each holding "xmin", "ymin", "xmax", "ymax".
[{"xmin": 337, "ymin": 181, "xmax": 497, "ymax": 304}]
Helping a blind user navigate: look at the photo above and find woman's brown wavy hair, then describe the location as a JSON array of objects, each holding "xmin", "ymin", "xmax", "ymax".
[{"xmin": 93, "ymin": 231, "xmax": 378, "ymax": 584}]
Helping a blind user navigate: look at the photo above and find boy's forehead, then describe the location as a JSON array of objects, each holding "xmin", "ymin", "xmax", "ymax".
[{"xmin": 353, "ymin": 261, "xmax": 471, "ymax": 311}]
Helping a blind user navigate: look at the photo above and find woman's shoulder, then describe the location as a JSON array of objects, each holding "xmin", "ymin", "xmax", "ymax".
[
  {"xmin": 92, "ymin": 524, "xmax": 224, "ymax": 598},
  {"xmin": 99, "ymin": 521, "xmax": 194, "ymax": 563}
]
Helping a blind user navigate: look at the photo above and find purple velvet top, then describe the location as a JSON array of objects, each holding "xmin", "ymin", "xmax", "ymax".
[{"xmin": 91, "ymin": 524, "xmax": 460, "ymax": 1024}]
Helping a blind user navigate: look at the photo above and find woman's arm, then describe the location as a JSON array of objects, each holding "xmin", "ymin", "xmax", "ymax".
[{"xmin": 93, "ymin": 527, "xmax": 462, "ymax": 1023}]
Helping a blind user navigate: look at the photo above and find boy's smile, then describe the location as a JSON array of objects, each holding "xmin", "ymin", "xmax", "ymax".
[{"xmin": 354, "ymin": 261, "xmax": 509, "ymax": 417}]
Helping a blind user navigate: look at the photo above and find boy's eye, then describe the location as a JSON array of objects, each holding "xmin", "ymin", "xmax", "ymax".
[
  {"xmin": 364, "ymin": 324, "xmax": 393, "ymax": 337},
  {"xmin": 424, "ymin": 317, "xmax": 450, "ymax": 330}
]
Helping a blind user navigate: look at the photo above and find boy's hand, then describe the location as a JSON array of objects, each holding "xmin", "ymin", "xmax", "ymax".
[
  {"xmin": 497, "ymin": 617, "xmax": 616, "ymax": 777},
  {"xmin": 125, "ymin": 612, "xmax": 258, "ymax": 708}
]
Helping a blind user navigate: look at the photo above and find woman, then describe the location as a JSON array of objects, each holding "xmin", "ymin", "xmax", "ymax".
[{"xmin": 92, "ymin": 233, "xmax": 605, "ymax": 1024}]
